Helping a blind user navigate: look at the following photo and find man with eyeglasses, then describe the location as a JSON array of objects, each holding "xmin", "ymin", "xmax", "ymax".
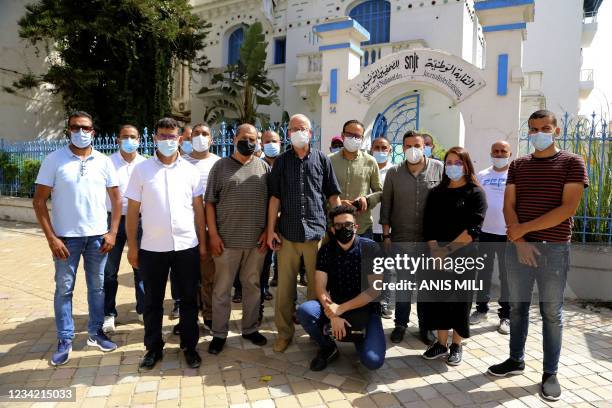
[
  {"xmin": 33, "ymin": 111, "xmax": 121, "ymax": 366},
  {"xmin": 329, "ymin": 120, "xmax": 382, "ymax": 239},
  {"xmin": 125, "ymin": 117, "xmax": 206, "ymax": 371},
  {"xmin": 267, "ymin": 114, "xmax": 342, "ymax": 352},
  {"xmin": 102, "ymin": 125, "xmax": 147, "ymax": 334}
]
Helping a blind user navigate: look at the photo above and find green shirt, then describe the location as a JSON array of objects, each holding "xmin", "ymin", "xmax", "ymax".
[{"xmin": 329, "ymin": 149, "xmax": 382, "ymax": 234}]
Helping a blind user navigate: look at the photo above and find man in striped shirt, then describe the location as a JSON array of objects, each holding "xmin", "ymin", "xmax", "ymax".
[{"xmin": 488, "ymin": 110, "xmax": 589, "ymax": 402}]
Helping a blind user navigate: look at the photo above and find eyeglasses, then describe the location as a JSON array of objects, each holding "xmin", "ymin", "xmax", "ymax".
[
  {"xmin": 289, "ymin": 128, "xmax": 310, "ymax": 132},
  {"xmin": 333, "ymin": 222, "xmax": 355, "ymax": 230},
  {"xmin": 157, "ymin": 133, "xmax": 179, "ymax": 141},
  {"xmin": 445, "ymin": 160, "xmax": 464, "ymax": 166},
  {"xmin": 69, "ymin": 125, "xmax": 94, "ymax": 132},
  {"xmin": 343, "ymin": 132, "xmax": 363, "ymax": 140}
]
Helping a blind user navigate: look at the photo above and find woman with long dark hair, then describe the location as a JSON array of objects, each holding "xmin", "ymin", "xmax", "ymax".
[{"xmin": 420, "ymin": 146, "xmax": 487, "ymax": 366}]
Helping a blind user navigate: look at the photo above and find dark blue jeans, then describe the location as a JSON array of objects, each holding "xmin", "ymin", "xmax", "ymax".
[
  {"xmin": 54, "ymin": 235, "xmax": 107, "ymax": 339},
  {"xmin": 476, "ymin": 232, "xmax": 510, "ymax": 319},
  {"xmin": 104, "ymin": 214, "xmax": 144, "ymax": 316},
  {"xmin": 297, "ymin": 300, "xmax": 386, "ymax": 370},
  {"xmin": 506, "ymin": 243, "xmax": 569, "ymax": 374}
]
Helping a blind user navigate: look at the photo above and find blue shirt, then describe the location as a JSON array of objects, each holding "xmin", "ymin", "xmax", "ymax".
[{"xmin": 35, "ymin": 146, "xmax": 118, "ymax": 237}]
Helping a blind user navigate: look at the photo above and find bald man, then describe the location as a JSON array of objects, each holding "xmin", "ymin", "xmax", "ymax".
[
  {"xmin": 205, "ymin": 123, "xmax": 271, "ymax": 355},
  {"xmin": 471, "ymin": 140, "xmax": 512, "ymax": 334}
]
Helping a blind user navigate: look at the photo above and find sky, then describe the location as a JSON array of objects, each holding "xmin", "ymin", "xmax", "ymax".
[{"xmin": 580, "ymin": 0, "xmax": 612, "ymax": 118}]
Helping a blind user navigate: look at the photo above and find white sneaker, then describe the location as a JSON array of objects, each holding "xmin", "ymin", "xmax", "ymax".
[
  {"xmin": 102, "ymin": 315, "xmax": 115, "ymax": 334},
  {"xmin": 498, "ymin": 318, "xmax": 510, "ymax": 335},
  {"xmin": 469, "ymin": 311, "xmax": 487, "ymax": 325},
  {"xmin": 137, "ymin": 313, "xmax": 144, "ymax": 323}
]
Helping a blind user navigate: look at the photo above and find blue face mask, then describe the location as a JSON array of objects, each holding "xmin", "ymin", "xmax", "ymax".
[
  {"xmin": 424, "ymin": 145, "xmax": 433, "ymax": 158},
  {"xmin": 181, "ymin": 141, "xmax": 193, "ymax": 154},
  {"xmin": 70, "ymin": 129, "xmax": 93, "ymax": 149},
  {"xmin": 263, "ymin": 142, "xmax": 281, "ymax": 158},
  {"xmin": 158, "ymin": 140, "xmax": 179, "ymax": 157},
  {"xmin": 373, "ymin": 151, "xmax": 388, "ymax": 164},
  {"xmin": 531, "ymin": 132, "xmax": 554, "ymax": 151},
  {"xmin": 330, "ymin": 147, "xmax": 341, "ymax": 154},
  {"xmin": 445, "ymin": 164, "xmax": 464, "ymax": 181},
  {"xmin": 120, "ymin": 138, "xmax": 139, "ymax": 154}
]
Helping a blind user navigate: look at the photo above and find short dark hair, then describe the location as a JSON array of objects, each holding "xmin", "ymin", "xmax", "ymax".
[
  {"xmin": 372, "ymin": 136, "xmax": 391, "ymax": 146},
  {"xmin": 155, "ymin": 117, "xmax": 179, "ymax": 132},
  {"xmin": 529, "ymin": 110, "xmax": 557, "ymax": 127},
  {"xmin": 192, "ymin": 122, "xmax": 211, "ymax": 133},
  {"xmin": 119, "ymin": 124, "xmax": 139, "ymax": 136},
  {"xmin": 342, "ymin": 119, "xmax": 365, "ymax": 134},
  {"xmin": 68, "ymin": 110, "xmax": 93, "ymax": 125},
  {"xmin": 402, "ymin": 130, "xmax": 422, "ymax": 144},
  {"xmin": 329, "ymin": 205, "xmax": 357, "ymax": 222}
]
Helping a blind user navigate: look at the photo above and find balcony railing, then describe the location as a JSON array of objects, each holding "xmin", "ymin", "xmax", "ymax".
[
  {"xmin": 521, "ymin": 71, "xmax": 544, "ymax": 96},
  {"xmin": 294, "ymin": 52, "xmax": 322, "ymax": 83}
]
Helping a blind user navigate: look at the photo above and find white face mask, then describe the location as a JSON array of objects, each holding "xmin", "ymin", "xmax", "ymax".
[
  {"xmin": 343, "ymin": 137, "xmax": 362, "ymax": 153},
  {"xmin": 491, "ymin": 156, "xmax": 509, "ymax": 169},
  {"xmin": 290, "ymin": 130, "xmax": 310, "ymax": 149},
  {"xmin": 531, "ymin": 132, "xmax": 554, "ymax": 151},
  {"xmin": 192, "ymin": 135, "xmax": 210, "ymax": 152},
  {"xmin": 404, "ymin": 147, "xmax": 424, "ymax": 164}
]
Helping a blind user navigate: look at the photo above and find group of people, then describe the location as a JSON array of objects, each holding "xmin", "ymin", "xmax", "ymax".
[{"xmin": 33, "ymin": 109, "xmax": 587, "ymax": 402}]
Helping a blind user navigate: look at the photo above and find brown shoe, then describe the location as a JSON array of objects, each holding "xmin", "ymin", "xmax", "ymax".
[{"xmin": 273, "ymin": 337, "xmax": 292, "ymax": 353}]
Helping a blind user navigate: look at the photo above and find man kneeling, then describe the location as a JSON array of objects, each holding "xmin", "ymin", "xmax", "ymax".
[{"xmin": 297, "ymin": 205, "xmax": 386, "ymax": 371}]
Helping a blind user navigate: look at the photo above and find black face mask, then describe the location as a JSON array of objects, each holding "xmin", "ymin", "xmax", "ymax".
[
  {"xmin": 334, "ymin": 227, "xmax": 355, "ymax": 244},
  {"xmin": 236, "ymin": 139, "xmax": 256, "ymax": 156}
]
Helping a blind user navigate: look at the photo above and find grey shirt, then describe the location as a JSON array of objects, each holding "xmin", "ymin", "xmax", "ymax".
[
  {"xmin": 380, "ymin": 158, "xmax": 444, "ymax": 242},
  {"xmin": 205, "ymin": 156, "xmax": 269, "ymax": 248}
]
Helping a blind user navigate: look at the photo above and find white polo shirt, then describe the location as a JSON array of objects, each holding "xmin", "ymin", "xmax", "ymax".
[
  {"xmin": 372, "ymin": 161, "xmax": 394, "ymax": 234},
  {"xmin": 183, "ymin": 153, "xmax": 220, "ymax": 197},
  {"xmin": 105, "ymin": 151, "xmax": 146, "ymax": 215},
  {"xmin": 477, "ymin": 166, "xmax": 508, "ymax": 236},
  {"xmin": 125, "ymin": 154, "xmax": 204, "ymax": 252},
  {"xmin": 35, "ymin": 146, "xmax": 118, "ymax": 237}
]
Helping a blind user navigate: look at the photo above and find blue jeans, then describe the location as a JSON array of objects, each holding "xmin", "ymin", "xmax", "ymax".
[
  {"xmin": 506, "ymin": 243, "xmax": 569, "ymax": 374},
  {"xmin": 104, "ymin": 215, "xmax": 144, "ymax": 316},
  {"xmin": 297, "ymin": 300, "xmax": 386, "ymax": 370},
  {"xmin": 53, "ymin": 235, "xmax": 108, "ymax": 339}
]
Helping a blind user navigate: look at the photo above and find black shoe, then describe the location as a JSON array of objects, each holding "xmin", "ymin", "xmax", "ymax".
[
  {"xmin": 183, "ymin": 348, "xmax": 202, "ymax": 369},
  {"xmin": 390, "ymin": 326, "xmax": 406, "ymax": 343},
  {"xmin": 422, "ymin": 342, "xmax": 448, "ymax": 360},
  {"xmin": 203, "ymin": 319, "xmax": 212, "ymax": 331},
  {"xmin": 208, "ymin": 337, "xmax": 226, "ymax": 355},
  {"xmin": 418, "ymin": 327, "xmax": 430, "ymax": 345},
  {"xmin": 269, "ymin": 278, "xmax": 278, "ymax": 287},
  {"xmin": 173, "ymin": 323, "xmax": 180, "ymax": 335},
  {"xmin": 139, "ymin": 349, "xmax": 163, "ymax": 371},
  {"xmin": 232, "ymin": 291, "xmax": 242, "ymax": 303},
  {"xmin": 380, "ymin": 304, "xmax": 392, "ymax": 319},
  {"xmin": 309, "ymin": 344, "xmax": 339, "ymax": 371},
  {"xmin": 487, "ymin": 358, "xmax": 526, "ymax": 377},
  {"xmin": 299, "ymin": 276, "xmax": 307, "ymax": 286},
  {"xmin": 447, "ymin": 343, "xmax": 462, "ymax": 366},
  {"xmin": 541, "ymin": 373, "xmax": 561, "ymax": 401},
  {"xmin": 170, "ymin": 303, "xmax": 180, "ymax": 320},
  {"xmin": 242, "ymin": 331, "xmax": 267, "ymax": 346}
]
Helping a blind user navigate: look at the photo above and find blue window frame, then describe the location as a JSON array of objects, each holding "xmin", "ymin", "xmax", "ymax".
[
  {"xmin": 228, "ymin": 27, "xmax": 244, "ymax": 65},
  {"xmin": 349, "ymin": 0, "xmax": 390, "ymax": 45},
  {"xmin": 274, "ymin": 37, "xmax": 286, "ymax": 64}
]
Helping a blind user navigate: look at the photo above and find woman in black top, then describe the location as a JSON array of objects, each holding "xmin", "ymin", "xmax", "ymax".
[{"xmin": 421, "ymin": 146, "xmax": 487, "ymax": 366}]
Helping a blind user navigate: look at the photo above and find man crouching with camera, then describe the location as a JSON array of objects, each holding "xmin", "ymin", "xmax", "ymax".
[{"xmin": 296, "ymin": 205, "xmax": 386, "ymax": 371}]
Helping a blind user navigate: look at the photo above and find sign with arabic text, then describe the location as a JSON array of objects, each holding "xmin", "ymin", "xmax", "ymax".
[{"xmin": 348, "ymin": 49, "xmax": 486, "ymax": 103}]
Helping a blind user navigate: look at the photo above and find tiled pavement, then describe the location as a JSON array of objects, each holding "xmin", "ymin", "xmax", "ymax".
[{"xmin": 0, "ymin": 221, "xmax": 611, "ymax": 407}]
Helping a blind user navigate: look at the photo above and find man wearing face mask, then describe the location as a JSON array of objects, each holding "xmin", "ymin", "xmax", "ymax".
[
  {"xmin": 267, "ymin": 114, "xmax": 342, "ymax": 352},
  {"xmin": 205, "ymin": 124, "xmax": 270, "ymax": 355},
  {"xmin": 329, "ymin": 135, "xmax": 344, "ymax": 155},
  {"xmin": 470, "ymin": 141, "xmax": 512, "ymax": 334},
  {"xmin": 422, "ymin": 133, "xmax": 439, "ymax": 160},
  {"xmin": 296, "ymin": 205, "xmax": 385, "ymax": 371},
  {"xmin": 329, "ymin": 120, "xmax": 382, "ymax": 239},
  {"xmin": 125, "ymin": 117, "xmax": 206, "ymax": 371},
  {"xmin": 183, "ymin": 123, "xmax": 220, "ymax": 332},
  {"xmin": 488, "ymin": 110, "xmax": 588, "ymax": 402},
  {"xmin": 102, "ymin": 125, "xmax": 147, "ymax": 334},
  {"xmin": 33, "ymin": 111, "xmax": 121, "ymax": 366},
  {"xmin": 380, "ymin": 130, "xmax": 444, "ymax": 344},
  {"xmin": 179, "ymin": 125, "xmax": 193, "ymax": 155}
]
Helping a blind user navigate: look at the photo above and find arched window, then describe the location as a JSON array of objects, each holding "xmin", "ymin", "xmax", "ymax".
[
  {"xmin": 349, "ymin": 0, "xmax": 390, "ymax": 45},
  {"xmin": 228, "ymin": 27, "xmax": 245, "ymax": 65}
]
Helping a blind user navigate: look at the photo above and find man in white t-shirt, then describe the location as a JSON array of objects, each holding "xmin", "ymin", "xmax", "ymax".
[
  {"xmin": 183, "ymin": 123, "xmax": 220, "ymax": 331},
  {"xmin": 102, "ymin": 125, "xmax": 147, "ymax": 334},
  {"xmin": 472, "ymin": 140, "xmax": 512, "ymax": 335},
  {"xmin": 369, "ymin": 136, "xmax": 394, "ymax": 319}
]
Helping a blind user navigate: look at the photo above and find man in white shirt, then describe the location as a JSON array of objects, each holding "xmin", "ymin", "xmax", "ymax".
[
  {"xmin": 471, "ymin": 140, "xmax": 512, "ymax": 335},
  {"xmin": 183, "ymin": 122, "xmax": 220, "ymax": 331},
  {"xmin": 33, "ymin": 111, "xmax": 121, "ymax": 366},
  {"xmin": 102, "ymin": 125, "xmax": 147, "ymax": 334},
  {"xmin": 125, "ymin": 117, "xmax": 206, "ymax": 371}
]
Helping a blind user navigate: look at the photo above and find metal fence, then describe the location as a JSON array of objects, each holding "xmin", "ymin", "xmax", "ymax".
[
  {"xmin": 0, "ymin": 120, "xmax": 321, "ymax": 198},
  {"xmin": 519, "ymin": 112, "xmax": 611, "ymax": 243}
]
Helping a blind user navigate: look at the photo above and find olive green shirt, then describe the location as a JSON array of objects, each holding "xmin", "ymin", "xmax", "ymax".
[{"xmin": 329, "ymin": 149, "xmax": 382, "ymax": 234}]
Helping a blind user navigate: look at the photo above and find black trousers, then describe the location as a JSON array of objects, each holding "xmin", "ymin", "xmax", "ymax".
[{"xmin": 140, "ymin": 246, "xmax": 200, "ymax": 351}]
